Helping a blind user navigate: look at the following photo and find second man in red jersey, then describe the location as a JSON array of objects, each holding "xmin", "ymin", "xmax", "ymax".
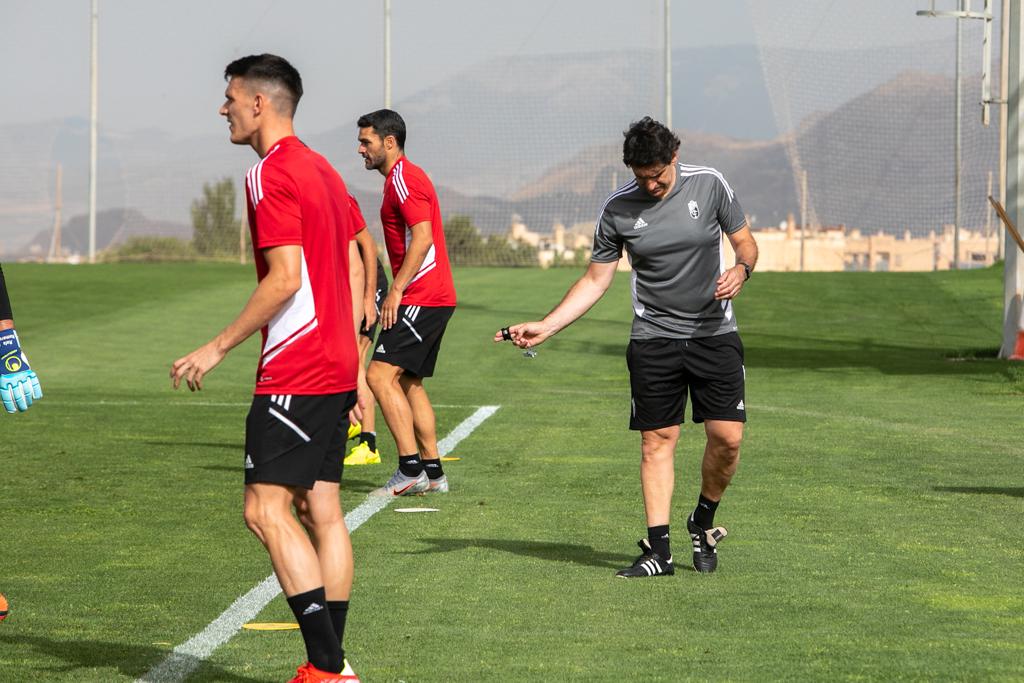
[{"xmin": 357, "ymin": 109, "xmax": 457, "ymax": 497}]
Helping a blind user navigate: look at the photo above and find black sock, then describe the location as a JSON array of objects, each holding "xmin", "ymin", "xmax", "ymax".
[
  {"xmin": 423, "ymin": 459, "xmax": 444, "ymax": 480},
  {"xmin": 647, "ymin": 524, "xmax": 671, "ymax": 560},
  {"xmin": 358, "ymin": 432, "xmax": 377, "ymax": 452},
  {"xmin": 327, "ymin": 600, "xmax": 349, "ymax": 657},
  {"xmin": 692, "ymin": 493, "xmax": 720, "ymax": 530},
  {"xmin": 286, "ymin": 587, "xmax": 342, "ymax": 673},
  {"xmin": 399, "ymin": 453, "xmax": 423, "ymax": 477}
]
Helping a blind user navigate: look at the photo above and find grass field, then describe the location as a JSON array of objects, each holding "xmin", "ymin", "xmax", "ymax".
[{"xmin": 0, "ymin": 262, "xmax": 1022, "ymax": 682}]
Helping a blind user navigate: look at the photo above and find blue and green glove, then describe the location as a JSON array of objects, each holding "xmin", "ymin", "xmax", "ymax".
[{"xmin": 0, "ymin": 328, "xmax": 42, "ymax": 413}]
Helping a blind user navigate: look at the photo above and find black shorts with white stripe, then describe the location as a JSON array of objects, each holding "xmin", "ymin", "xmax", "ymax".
[
  {"xmin": 244, "ymin": 391, "xmax": 357, "ymax": 489},
  {"xmin": 372, "ymin": 304, "xmax": 454, "ymax": 378},
  {"xmin": 627, "ymin": 332, "xmax": 746, "ymax": 430}
]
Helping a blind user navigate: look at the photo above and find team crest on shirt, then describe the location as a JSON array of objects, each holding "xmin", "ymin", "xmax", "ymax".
[{"xmin": 688, "ymin": 200, "xmax": 700, "ymax": 219}]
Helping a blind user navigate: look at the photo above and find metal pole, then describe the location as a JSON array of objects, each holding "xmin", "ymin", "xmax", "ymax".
[
  {"xmin": 800, "ymin": 169, "xmax": 807, "ymax": 272},
  {"xmin": 49, "ymin": 163, "xmax": 63, "ymax": 262},
  {"xmin": 384, "ymin": 0, "xmax": 392, "ymax": 109},
  {"xmin": 954, "ymin": 11, "xmax": 962, "ymax": 269},
  {"xmin": 983, "ymin": 0, "xmax": 993, "ymax": 125},
  {"xmin": 89, "ymin": 0, "xmax": 98, "ymax": 263},
  {"xmin": 999, "ymin": 0, "xmax": 1009, "ymax": 261},
  {"xmin": 917, "ymin": 1, "xmax": 995, "ymax": 268},
  {"xmin": 664, "ymin": 0, "xmax": 672, "ymax": 129}
]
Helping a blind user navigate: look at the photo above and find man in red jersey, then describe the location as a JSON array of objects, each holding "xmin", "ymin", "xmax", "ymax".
[
  {"xmin": 356, "ymin": 109, "xmax": 457, "ymax": 497},
  {"xmin": 171, "ymin": 54, "xmax": 361, "ymax": 683}
]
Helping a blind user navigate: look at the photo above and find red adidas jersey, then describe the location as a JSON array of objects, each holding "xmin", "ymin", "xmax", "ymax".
[
  {"xmin": 244, "ymin": 136, "xmax": 359, "ymax": 395},
  {"xmin": 348, "ymin": 193, "xmax": 367, "ymax": 233},
  {"xmin": 380, "ymin": 158, "xmax": 457, "ymax": 306}
]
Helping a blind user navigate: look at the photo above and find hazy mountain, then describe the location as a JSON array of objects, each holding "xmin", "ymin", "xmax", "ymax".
[
  {"xmin": 1, "ymin": 46, "xmax": 779, "ymax": 255},
  {"xmin": 309, "ymin": 46, "xmax": 776, "ymax": 198},
  {"xmin": 794, "ymin": 70, "xmax": 997, "ymax": 232},
  {"xmin": 0, "ymin": 48, "xmax": 995, "ymax": 257},
  {"xmin": 507, "ymin": 133, "xmax": 793, "ymax": 230},
  {"xmin": 20, "ymin": 208, "xmax": 190, "ymax": 258},
  {"xmin": 506, "ymin": 70, "xmax": 998, "ymax": 235}
]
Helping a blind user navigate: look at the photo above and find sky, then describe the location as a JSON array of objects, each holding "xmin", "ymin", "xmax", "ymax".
[
  {"xmin": 0, "ymin": 0, "xmax": 759, "ymax": 137},
  {"xmin": 0, "ymin": 1, "xmax": 973, "ymax": 139}
]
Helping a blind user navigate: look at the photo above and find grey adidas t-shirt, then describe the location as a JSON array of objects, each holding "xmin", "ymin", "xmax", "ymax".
[{"xmin": 591, "ymin": 163, "xmax": 746, "ymax": 340}]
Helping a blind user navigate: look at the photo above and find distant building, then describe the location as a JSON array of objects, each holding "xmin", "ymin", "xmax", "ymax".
[
  {"xmin": 506, "ymin": 211, "xmax": 1000, "ymax": 272},
  {"xmin": 507, "ymin": 215, "xmax": 592, "ymax": 268},
  {"xmin": 740, "ymin": 214, "xmax": 999, "ymax": 271}
]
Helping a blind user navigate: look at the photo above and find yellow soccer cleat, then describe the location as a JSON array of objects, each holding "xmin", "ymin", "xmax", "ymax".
[
  {"xmin": 346, "ymin": 420, "xmax": 361, "ymax": 441},
  {"xmin": 344, "ymin": 441, "xmax": 381, "ymax": 466}
]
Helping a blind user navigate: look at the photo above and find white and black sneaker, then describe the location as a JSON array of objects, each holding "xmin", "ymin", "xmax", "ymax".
[
  {"xmin": 687, "ymin": 516, "xmax": 728, "ymax": 573},
  {"xmin": 370, "ymin": 469, "xmax": 429, "ymax": 497},
  {"xmin": 615, "ymin": 539, "xmax": 674, "ymax": 578}
]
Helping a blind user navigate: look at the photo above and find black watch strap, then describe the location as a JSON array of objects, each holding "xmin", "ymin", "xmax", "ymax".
[{"xmin": 738, "ymin": 262, "xmax": 752, "ymax": 280}]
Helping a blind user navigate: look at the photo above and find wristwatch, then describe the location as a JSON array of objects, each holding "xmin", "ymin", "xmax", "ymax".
[{"xmin": 737, "ymin": 262, "xmax": 752, "ymax": 280}]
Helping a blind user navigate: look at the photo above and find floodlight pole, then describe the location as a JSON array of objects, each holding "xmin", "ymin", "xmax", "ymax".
[
  {"xmin": 664, "ymin": 0, "xmax": 672, "ymax": 129},
  {"xmin": 999, "ymin": 0, "xmax": 1009, "ymax": 261},
  {"xmin": 956, "ymin": 13, "xmax": 962, "ymax": 269},
  {"xmin": 88, "ymin": 0, "xmax": 98, "ymax": 264},
  {"xmin": 384, "ymin": 0, "xmax": 392, "ymax": 109},
  {"xmin": 917, "ymin": 0, "xmax": 994, "ymax": 270}
]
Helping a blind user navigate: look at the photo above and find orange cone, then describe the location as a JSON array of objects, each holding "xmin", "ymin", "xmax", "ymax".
[{"xmin": 1011, "ymin": 330, "xmax": 1024, "ymax": 360}]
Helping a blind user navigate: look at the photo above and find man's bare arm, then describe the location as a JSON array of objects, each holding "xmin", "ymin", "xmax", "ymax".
[
  {"xmin": 495, "ymin": 260, "xmax": 618, "ymax": 348},
  {"xmin": 170, "ymin": 244, "xmax": 302, "ymax": 391}
]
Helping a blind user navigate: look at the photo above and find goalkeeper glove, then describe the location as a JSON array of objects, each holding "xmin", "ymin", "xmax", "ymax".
[{"xmin": 0, "ymin": 328, "xmax": 42, "ymax": 413}]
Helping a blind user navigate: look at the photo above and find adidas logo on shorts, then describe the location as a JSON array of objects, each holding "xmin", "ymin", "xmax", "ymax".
[
  {"xmin": 244, "ymin": 454, "xmax": 254, "ymax": 469},
  {"xmin": 376, "ymin": 344, "xmax": 385, "ymax": 353},
  {"xmin": 736, "ymin": 400, "xmax": 745, "ymax": 411}
]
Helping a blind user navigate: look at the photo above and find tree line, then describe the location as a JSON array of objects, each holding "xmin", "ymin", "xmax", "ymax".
[{"xmin": 104, "ymin": 177, "xmax": 587, "ymax": 267}]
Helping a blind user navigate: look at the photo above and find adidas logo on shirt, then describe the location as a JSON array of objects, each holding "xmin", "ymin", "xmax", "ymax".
[
  {"xmin": 302, "ymin": 602, "xmax": 324, "ymax": 615},
  {"xmin": 736, "ymin": 400, "xmax": 745, "ymax": 411},
  {"xmin": 633, "ymin": 217, "xmax": 648, "ymax": 230},
  {"xmin": 244, "ymin": 454, "xmax": 254, "ymax": 470},
  {"xmin": 376, "ymin": 344, "xmax": 385, "ymax": 353}
]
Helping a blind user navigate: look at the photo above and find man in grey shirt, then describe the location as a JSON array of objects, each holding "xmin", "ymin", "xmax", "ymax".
[{"xmin": 496, "ymin": 117, "xmax": 758, "ymax": 577}]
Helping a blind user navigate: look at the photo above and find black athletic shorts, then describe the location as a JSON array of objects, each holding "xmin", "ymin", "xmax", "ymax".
[
  {"xmin": 627, "ymin": 332, "xmax": 746, "ymax": 430},
  {"xmin": 371, "ymin": 304, "xmax": 455, "ymax": 378},
  {"xmin": 360, "ymin": 260, "xmax": 390, "ymax": 341},
  {"xmin": 244, "ymin": 391, "xmax": 357, "ymax": 489}
]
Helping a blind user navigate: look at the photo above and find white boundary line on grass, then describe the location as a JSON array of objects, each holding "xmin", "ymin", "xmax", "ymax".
[{"xmin": 136, "ymin": 405, "xmax": 500, "ymax": 683}]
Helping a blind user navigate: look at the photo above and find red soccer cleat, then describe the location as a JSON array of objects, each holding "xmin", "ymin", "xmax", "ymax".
[{"xmin": 288, "ymin": 660, "xmax": 360, "ymax": 683}]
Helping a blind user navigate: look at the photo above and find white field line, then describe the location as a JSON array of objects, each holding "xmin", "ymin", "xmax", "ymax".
[{"xmin": 136, "ymin": 405, "xmax": 500, "ymax": 683}]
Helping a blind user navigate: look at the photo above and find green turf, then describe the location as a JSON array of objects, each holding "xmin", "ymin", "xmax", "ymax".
[{"xmin": 0, "ymin": 263, "xmax": 1021, "ymax": 682}]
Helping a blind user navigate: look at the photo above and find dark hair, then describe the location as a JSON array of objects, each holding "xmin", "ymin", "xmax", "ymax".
[
  {"xmin": 622, "ymin": 116, "xmax": 680, "ymax": 167},
  {"xmin": 224, "ymin": 54, "xmax": 303, "ymax": 116},
  {"xmin": 357, "ymin": 109, "xmax": 407, "ymax": 149}
]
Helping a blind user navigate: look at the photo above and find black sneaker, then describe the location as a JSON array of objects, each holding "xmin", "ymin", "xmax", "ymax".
[
  {"xmin": 687, "ymin": 516, "xmax": 728, "ymax": 573},
  {"xmin": 615, "ymin": 539, "xmax": 674, "ymax": 578}
]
